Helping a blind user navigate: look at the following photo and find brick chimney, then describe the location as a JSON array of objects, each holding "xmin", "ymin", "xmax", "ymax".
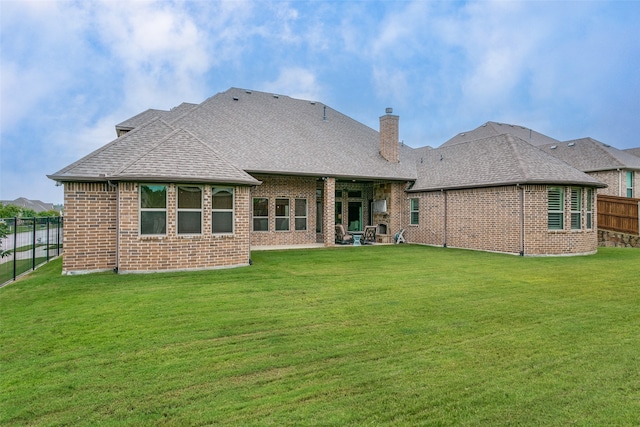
[{"xmin": 379, "ymin": 108, "xmax": 399, "ymax": 163}]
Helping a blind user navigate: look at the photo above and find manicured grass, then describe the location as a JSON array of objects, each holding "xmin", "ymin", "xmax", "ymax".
[{"xmin": 1, "ymin": 246, "xmax": 639, "ymax": 426}]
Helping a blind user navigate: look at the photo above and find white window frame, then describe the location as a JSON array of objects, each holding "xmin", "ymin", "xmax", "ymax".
[
  {"xmin": 139, "ymin": 184, "xmax": 167, "ymax": 236},
  {"xmin": 571, "ymin": 187, "xmax": 582, "ymax": 230},
  {"xmin": 177, "ymin": 185, "xmax": 203, "ymax": 235},
  {"xmin": 253, "ymin": 197, "xmax": 269, "ymax": 232},
  {"xmin": 410, "ymin": 198, "xmax": 419, "ymax": 225},
  {"xmin": 586, "ymin": 188, "xmax": 593, "ymax": 229},
  {"xmin": 275, "ymin": 198, "xmax": 290, "ymax": 231},
  {"xmin": 294, "ymin": 198, "xmax": 307, "ymax": 231},
  {"xmin": 548, "ymin": 187, "xmax": 564, "ymax": 230},
  {"xmin": 212, "ymin": 187, "xmax": 234, "ymax": 234}
]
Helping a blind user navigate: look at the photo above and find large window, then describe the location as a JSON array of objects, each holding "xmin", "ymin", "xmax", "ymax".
[
  {"xmin": 548, "ymin": 187, "xmax": 564, "ymax": 230},
  {"xmin": 275, "ymin": 198, "xmax": 290, "ymax": 231},
  {"xmin": 295, "ymin": 199, "xmax": 307, "ymax": 231},
  {"xmin": 212, "ymin": 187, "xmax": 234, "ymax": 234},
  {"xmin": 586, "ymin": 188, "xmax": 593, "ymax": 229},
  {"xmin": 627, "ymin": 171, "xmax": 634, "ymax": 198},
  {"xmin": 253, "ymin": 198, "xmax": 269, "ymax": 231},
  {"xmin": 177, "ymin": 186, "xmax": 202, "ymax": 234},
  {"xmin": 140, "ymin": 184, "xmax": 167, "ymax": 235},
  {"xmin": 410, "ymin": 198, "xmax": 419, "ymax": 225},
  {"xmin": 571, "ymin": 187, "xmax": 582, "ymax": 230}
]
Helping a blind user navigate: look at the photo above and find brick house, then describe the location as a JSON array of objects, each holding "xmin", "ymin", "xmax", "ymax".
[{"xmin": 49, "ymin": 88, "xmax": 606, "ymax": 274}]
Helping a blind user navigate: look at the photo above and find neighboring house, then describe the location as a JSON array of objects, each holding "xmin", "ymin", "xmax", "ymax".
[
  {"xmin": 624, "ymin": 147, "xmax": 640, "ymax": 158},
  {"xmin": 537, "ymin": 138, "xmax": 640, "ymax": 198},
  {"xmin": 49, "ymin": 88, "xmax": 606, "ymax": 274},
  {"xmin": 0, "ymin": 197, "xmax": 56, "ymax": 213}
]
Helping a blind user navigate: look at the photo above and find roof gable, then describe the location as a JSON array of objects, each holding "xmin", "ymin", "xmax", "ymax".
[
  {"xmin": 112, "ymin": 128, "xmax": 259, "ymax": 185},
  {"xmin": 411, "ymin": 134, "xmax": 605, "ymax": 192},
  {"xmin": 441, "ymin": 121, "xmax": 560, "ymax": 147}
]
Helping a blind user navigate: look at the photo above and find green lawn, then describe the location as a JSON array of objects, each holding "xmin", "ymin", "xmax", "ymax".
[{"xmin": 1, "ymin": 246, "xmax": 639, "ymax": 426}]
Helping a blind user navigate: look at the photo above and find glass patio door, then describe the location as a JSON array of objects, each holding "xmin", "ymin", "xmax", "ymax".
[{"xmin": 347, "ymin": 201, "xmax": 362, "ymax": 231}]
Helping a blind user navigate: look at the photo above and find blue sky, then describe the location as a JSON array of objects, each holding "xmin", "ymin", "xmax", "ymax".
[{"xmin": 1, "ymin": 0, "xmax": 639, "ymax": 205}]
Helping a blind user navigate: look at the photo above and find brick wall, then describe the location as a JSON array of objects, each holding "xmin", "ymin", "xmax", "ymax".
[
  {"xmin": 379, "ymin": 113, "xmax": 399, "ymax": 163},
  {"xmin": 116, "ymin": 182, "xmax": 251, "ymax": 272},
  {"xmin": 62, "ymin": 182, "xmax": 117, "ymax": 274},
  {"xmin": 590, "ymin": 170, "xmax": 621, "ymax": 196},
  {"xmin": 404, "ymin": 185, "xmax": 598, "ymax": 256},
  {"xmin": 249, "ymin": 175, "xmax": 319, "ymax": 246}
]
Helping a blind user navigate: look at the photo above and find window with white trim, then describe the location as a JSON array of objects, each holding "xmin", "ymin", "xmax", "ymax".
[
  {"xmin": 410, "ymin": 198, "xmax": 419, "ymax": 225},
  {"xmin": 295, "ymin": 198, "xmax": 307, "ymax": 231},
  {"xmin": 177, "ymin": 186, "xmax": 202, "ymax": 234},
  {"xmin": 140, "ymin": 184, "xmax": 167, "ymax": 235},
  {"xmin": 212, "ymin": 187, "xmax": 234, "ymax": 234},
  {"xmin": 275, "ymin": 198, "xmax": 290, "ymax": 231},
  {"xmin": 586, "ymin": 188, "xmax": 593, "ymax": 229},
  {"xmin": 548, "ymin": 187, "xmax": 564, "ymax": 230},
  {"xmin": 253, "ymin": 198, "xmax": 269, "ymax": 231},
  {"xmin": 571, "ymin": 187, "xmax": 582, "ymax": 230},
  {"xmin": 626, "ymin": 171, "xmax": 633, "ymax": 198}
]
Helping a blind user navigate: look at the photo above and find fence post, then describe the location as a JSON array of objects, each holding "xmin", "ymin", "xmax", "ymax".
[
  {"xmin": 58, "ymin": 217, "xmax": 62, "ymax": 257},
  {"xmin": 12, "ymin": 217, "xmax": 17, "ymax": 281},
  {"xmin": 32, "ymin": 217, "xmax": 37, "ymax": 270},
  {"xmin": 46, "ymin": 217, "xmax": 50, "ymax": 262}
]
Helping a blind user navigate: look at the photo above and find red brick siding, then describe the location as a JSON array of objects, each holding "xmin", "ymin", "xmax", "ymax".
[
  {"xmin": 117, "ymin": 182, "xmax": 251, "ymax": 272},
  {"xmin": 250, "ymin": 175, "xmax": 318, "ymax": 246},
  {"xmin": 405, "ymin": 185, "xmax": 598, "ymax": 256},
  {"xmin": 62, "ymin": 182, "xmax": 117, "ymax": 273}
]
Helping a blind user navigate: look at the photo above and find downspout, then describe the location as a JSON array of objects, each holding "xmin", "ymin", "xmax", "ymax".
[
  {"xmin": 518, "ymin": 184, "xmax": 524, "ymax": 256},
  {"xmin": 108, "ymin": 180, "xmax": 119, "ymax": 273},
  {"xmin": 442, "ymin": 189, "xmax": 447, "ymax": 248}
]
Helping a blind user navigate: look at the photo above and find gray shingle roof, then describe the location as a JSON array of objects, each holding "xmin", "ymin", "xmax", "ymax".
[
  {"xmin": 410, "ymin": 134, "xmax": 605, "ymax": 192},
  {"xmin": 169, "ymin": 88, "xmax": 417, "ymax": 181},
  {"xmin": 441, "ymin": 121, "xmax": 560, "ymax": 147},
  {"xmin": 538, "ymin": 138, "xmax": 640, "ymax": 172},
  {"xmin": 623, "ymin": 147, "xmax": 640, "ymax": 158},
  {"xmin": 115, "ymin": 102, "xmax": 198, "ymax": 133}
]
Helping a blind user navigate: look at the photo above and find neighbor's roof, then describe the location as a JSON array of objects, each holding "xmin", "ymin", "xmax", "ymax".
[
  {"xmin": 410, "ymin": 134, "xmax": 605, "ymax": 192},
  {"xmin": 623, "ymin": 147, "xmax": 640, "ymax": 158},
  {"xmin": 538, "ymin": 138, "xmax": 640, "ymax": 172},
  {"xmin": 441, "ymin": 121, "xmax": 560, "ymax": 147}
]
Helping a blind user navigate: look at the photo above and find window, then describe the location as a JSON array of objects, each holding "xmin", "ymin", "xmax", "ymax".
[
  {"xmin": 586, "ymin": 188, "xmax": 593, "ymax": 229},
  {"xmin": 548, "ymin": 187, "xmax": 564, "ymax": 230},
  {"xmin": 275, "ymin": 198, "xmax": 290, "ymax": 231},
  {"xmin": 335, "ymin": 201, "xmax": 342, "ymax": 224},
  {"xmin": 410, "ymin": 198, "xmax": 419, "ymax": 225},
  {"xmin": 626, "ymin": 171, "xmax": 633, "ymax": 198},
  {"xmin": 253, "ymin": 198, "xmax": 269, "ymax": 231},
  {"xmin": 295, "ymin": 199, "xmax": 307, "ymax": 231},
  {"xmin": 348, "ymin": 190, "xmax": 362, "ymax": 198},
  {"xmin": 177, "ymin": 186, "xmax": 202, "ymax": 234},
  {"xmin": 212, "ymin": 187, "xmax": 234, "ymax": 234},
  {"xmin": 571, "ymin": 187, "xmax": 582, "ymax": 230},
  {"xmin": 140, "ymin": 184, "xmax": 167, "ymax": 235}
]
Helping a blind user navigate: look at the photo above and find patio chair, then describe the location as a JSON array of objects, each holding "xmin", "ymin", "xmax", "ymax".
[
  {"xmin": 395, "ymin": 228, "xmax": 406, "ymax": 244},
  {"xmin": 335, "ymin": 224, "xmax": 354, "ymax": 245},
  {"xmin": 362, "ymin": 225, "xmax": 377, "ymax": 244}
]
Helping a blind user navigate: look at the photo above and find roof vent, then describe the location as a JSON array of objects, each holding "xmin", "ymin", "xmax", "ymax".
[
  {"xmin": 245, "ymin": 90, "xmax": 252, "ymax": 94},
  {"xmin": 551, "ymin": 145, "xmax": 557, "ymax": 149},
  {"xmin": 323, "ymin": 106, "xmax": 327, "ymax": 121},
  {"xmin": 310, "ymin": 101, "xmax": 316, "ymax": 105},
  {"xmin": 232, "ymin": 96, "xmax": 239, "ymax": 101},
  {"xmin": 460, "ymin": 133, "xmax": 465, "ymax": 136},
  {"xmin": 385, "ymin": 107, "xmax": 393, "ymax": 114},
  {"xmin": 273, "ymin": 94, "xmax": 279, "ymax": 99},
  {"xmin": 568, "ymin": 142, "xmax": 575, "ymax": 147}
]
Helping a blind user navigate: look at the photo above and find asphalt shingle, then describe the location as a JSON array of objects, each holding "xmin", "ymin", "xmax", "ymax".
[{"xmin": 539, "ymin": 138, "xmax": 640, "ymax": 172}]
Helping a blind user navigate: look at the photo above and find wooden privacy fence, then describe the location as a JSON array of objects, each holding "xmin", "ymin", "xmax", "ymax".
[{"xmin": 597, "ymin": 195, "xmax": 640, "ymax": 235}]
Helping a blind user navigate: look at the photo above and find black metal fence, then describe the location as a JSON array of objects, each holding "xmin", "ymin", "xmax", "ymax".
[{"xmin": 0, "ymin": 217, "xmax": 63, "ymax": 287}]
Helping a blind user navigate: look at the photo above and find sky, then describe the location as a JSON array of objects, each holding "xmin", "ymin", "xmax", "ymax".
[{"xmin": 1, "ymin": 0, "xmax": 639, "ymax": 205}]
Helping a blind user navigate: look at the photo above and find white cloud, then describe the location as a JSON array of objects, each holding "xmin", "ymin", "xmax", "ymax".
[{"xmin": 262, "ymin": 67, "xmax": 322, "ymax": 101}]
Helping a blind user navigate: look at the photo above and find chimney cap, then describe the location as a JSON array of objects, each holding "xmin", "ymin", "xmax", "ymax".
[{"xmin": 385, "ymin": 107, "xmax": 393, "ymax": 114}]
